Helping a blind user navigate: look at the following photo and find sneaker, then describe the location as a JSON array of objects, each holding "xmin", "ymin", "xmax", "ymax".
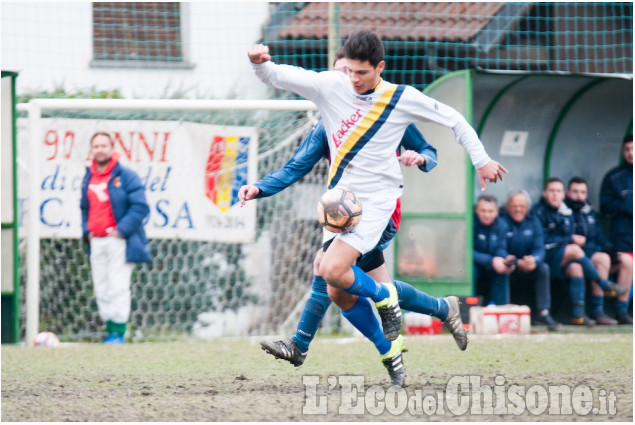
[
  {"xmin": 617, "ymin": 313, "xmax": 633, "ymax": 325},
  {"xmin": 375, "ymin": 282, "xmax": 402, "ymax": 341},
  {"xmin": 533, "ymin": 314, "xmax": 561, "ymax": 331},
  {"xmin": 592, "ymin": 313, "xmax": 618, "ymax": 325},
  {"xmin": 442, "ymin": 296, "xmax": 468, "ymax": 350},
  {"xmin": 260, "ymin": 339, "xmax": 307, "ymax": 367},
  {"xmin": 571, "ymin": 314, "xmax": 596, "ymax": 327},
  {"xmin": 102, "ymin": 333, "xmax": 125, "ymax": 345},
  {"xmin": 604, "ymin": 281, "xmax": 628, "ymax": 297},
  {"xmin": 380, "ymin": 335, "xmax": 407, "ymax": 387}
]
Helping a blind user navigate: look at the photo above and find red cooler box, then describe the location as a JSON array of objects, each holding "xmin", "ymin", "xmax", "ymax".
[
  {"xmin": 404, "ymin": 312, "xmax": 443, "ymax": 335},
  {"xmin": 469, "ymin": 304, "xmax": 531, "ymax": 335}
]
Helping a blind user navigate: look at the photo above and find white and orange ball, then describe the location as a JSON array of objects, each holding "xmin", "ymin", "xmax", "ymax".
[
  {"xmin": 33, "ymin": 331, "xmax": 60, "ymax": 347},
  {"xmin": 317, "ymin": 187, "xmax": 362, "ymax": 233}
]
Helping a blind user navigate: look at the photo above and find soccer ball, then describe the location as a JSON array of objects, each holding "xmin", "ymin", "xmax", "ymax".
[
  {"xmin": 33, "ymin": 331, "xmax": 60, "ymax": 347},
  {"xmin": 317, "ymin": 187, "xmax": 362, "ymax": 233}
]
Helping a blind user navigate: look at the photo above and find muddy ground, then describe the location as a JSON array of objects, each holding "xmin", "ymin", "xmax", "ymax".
[{"xmin": 2, "ymin": 329, "xmax": 632, "ymax": 421}]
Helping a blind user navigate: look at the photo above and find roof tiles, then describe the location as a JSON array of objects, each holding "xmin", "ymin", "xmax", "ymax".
[{"xmin": 276, "ymin": 2, "xmax": 506, "ymax": 42}]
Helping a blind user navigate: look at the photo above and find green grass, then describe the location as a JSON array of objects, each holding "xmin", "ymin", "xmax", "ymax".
[{"xmin": 1, "ymin": 331, "xmax": 632, "ymax": 421}]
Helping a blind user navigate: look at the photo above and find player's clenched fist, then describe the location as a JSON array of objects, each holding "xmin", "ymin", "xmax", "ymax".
[
  {"xmin": 238, "ymin": 184, "xmax": 261, "ymax": 207},
  {"xmin": 397, "ymin": 149, "xmax": 426, "ymax": 167},
  {"xmin": 248, "ymin": 44, "xmax": 271, "ymax": 64}
]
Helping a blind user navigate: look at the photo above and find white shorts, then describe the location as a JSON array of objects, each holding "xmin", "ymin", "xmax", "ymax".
[{"xmin": 322, "ymin": 194, "xmax": 397, "ymax": 255}]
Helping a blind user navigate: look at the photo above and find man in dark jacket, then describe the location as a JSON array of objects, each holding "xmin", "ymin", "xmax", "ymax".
[
  {"xmin": 600, "ymin": 134, "xmax": 633, "ymax": 255},
  {"xmin": 81, "ymin": 132, "xmax": 152, "ymax": 344},
  {"xmin": 473, "ymin": 194, "xmax": 516, "ymax": 306},
  {"xmin": 568, "ymin": 176, "xmax": 632, "ymax": 325},
  {"xmin": 500, "ymin": 189, "xmax": 559, "ymax": 330},
  {"xmin": 600, "ymin": 134, "xmax": 633, "ymax": 324}
]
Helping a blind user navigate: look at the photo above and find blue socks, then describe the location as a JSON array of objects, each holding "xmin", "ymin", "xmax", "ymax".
[
  {"xmin": 341, "ymin": 297, "xmax": 391, "ymax": 355},
  {"xmin": 574, "ymin": 256, "xmax": 611, "ymax": 289},
  {"xmin": 343, "ymin": 265, "xmax": 389, "ymax": 303},
  {"xmin": 291, "ymin": 276, "xmax": 331, "ymax": 353},
  {"xmin": 616, "ymin": 300, "xmax": 629, "ymax": 315},
  {"xmin": 569, "ymin": 276, "xmax": 586, "ymax": 317},
  {"xmin": 394, "ymin": 279, "xmax": 449, "ymax": 321},
  {"xmin": 292, "ymin": 273, "xmax": 451, "ymax": 354},
  {"xmin": 591, "ymin": 295, "xmax": 605, "ymax": 317}
]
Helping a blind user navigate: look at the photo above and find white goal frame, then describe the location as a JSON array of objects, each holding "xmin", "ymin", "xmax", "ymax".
[{"xmin": 18, "ymin": 98, "xmax": 318, "ymax": 346}]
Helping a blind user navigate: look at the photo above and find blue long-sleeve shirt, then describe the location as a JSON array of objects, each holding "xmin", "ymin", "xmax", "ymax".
[
  {"xmin": 499, "ymin": 210, "xmax": 546, "ymax": 265},
  {"xmin": 254, "ymin": 120, "xmax": 437, "ymax": 198},
  {"xmin": 600, "ymin": 162, "xmax": 633, "ymax": 252},
  {"xmin": 473, "ymin": 214, "xmax": 509, "ymax": 269}
]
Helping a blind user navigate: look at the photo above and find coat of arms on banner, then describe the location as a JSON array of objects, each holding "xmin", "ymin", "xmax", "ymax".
[{"xmin": 205, "ymin": 135, "xmax": 250, "ymax": 212}]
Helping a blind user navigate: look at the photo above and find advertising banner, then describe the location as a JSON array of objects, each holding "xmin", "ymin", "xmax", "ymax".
[{"xmin": 18, "ymin": 118, "xmax": 258, "ymax": 243}]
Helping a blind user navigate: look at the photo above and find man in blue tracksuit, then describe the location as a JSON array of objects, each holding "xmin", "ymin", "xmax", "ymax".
[
  {"xmin": 532, "ymin": 177, "xmax": 626, "ymax": 326},
  {"xmin": 567, "ymin": 176, "xmax": 632, "ymax": 325},
  {"xmin": 81, "ymin": 132, "xmax": 152, "ymax": 344},
  {"xmin": 500, "ymin": 189, "xmax": 559, "ymax": 330},
  {"xmin": 473, "ymin": 194, "xmax": 515, "ymax": 306},
  {"xmin": 600, "ymin": 134, "xmax": 633, "ymax": 324}
]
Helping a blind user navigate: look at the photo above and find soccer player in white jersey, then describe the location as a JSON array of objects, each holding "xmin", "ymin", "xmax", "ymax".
[
  {"xmin": 248, "ymin": 30, "xmax": 507, "ymax": 386},
  {"xmin": 242, "ymin": 52, "xmax": 467, "ymax": 387}
]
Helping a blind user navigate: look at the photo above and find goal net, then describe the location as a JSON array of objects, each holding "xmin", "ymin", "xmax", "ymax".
[{"xmin": 17, "ymin": 100, "xmax": 344, "ymax": 342}]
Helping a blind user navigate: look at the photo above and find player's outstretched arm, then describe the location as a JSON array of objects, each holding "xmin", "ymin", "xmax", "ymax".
[
  {"xmin": 255, "ymin": 122, "xmax": 328, "ymax": 198},
  {"xmin": 238, "ymin": 184, "xmax": 261, "ymax": 206},
  {"xmin": 476, "ymin": 160, "xmax": 508, "ymax": 191},
  {"xmin": 248, "ymin": 44, "xmax": 271, "ymax": 64}
]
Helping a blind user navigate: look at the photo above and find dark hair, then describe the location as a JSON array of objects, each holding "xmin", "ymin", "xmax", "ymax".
[
  {"xmin": 477, "ymin": 194, "xmax": 498, "ymax": 205},
  {"xmin": 343, "ymin": 30, "xmax": 384, "ymax": 67},
  {"xmin": 544, "ymin": 177, "xmax": 564, "ymax": 189},
  {"xmin": 567, "ymin": 176, "xmax": 588, "ymax": 189},
  {"xmin": 623, "ymin": 134, "xmax": 633, "ymax": 145},
  {"xmin": 90, "ymin": 131, "xmax": 114, "ymax": 146},
  {"xmin": 334, "ymin": 46, "xmax": 345, "ymax": 65}
]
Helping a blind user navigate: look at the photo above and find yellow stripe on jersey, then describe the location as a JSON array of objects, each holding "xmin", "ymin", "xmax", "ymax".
[{"xmin": 327, "ymin": 83, "xmax": 398, "ymax": 186}]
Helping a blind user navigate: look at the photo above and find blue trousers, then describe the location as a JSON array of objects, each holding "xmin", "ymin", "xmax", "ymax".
[{"xmin": 474, "ymin": 265, "xmax": 510, "ymax": 305}]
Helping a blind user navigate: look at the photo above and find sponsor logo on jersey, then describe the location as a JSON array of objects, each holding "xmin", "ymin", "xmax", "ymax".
[
  {"xmin": 355, "ymin": 95, "xmax": 373, "ymax": 102},
  {"xmin": 205, "ymin": 135, "xmax": 250, "ymax": 212},
  {"xmin": 328, "ymin": 84, "xmax": 406, "ymax": 188},
  {"xmin": 332, "ymin": 109, "xmax": 363, "ymax": 148}
]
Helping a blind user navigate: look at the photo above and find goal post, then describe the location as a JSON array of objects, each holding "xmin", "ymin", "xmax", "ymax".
[{"xmin": 18, "ymin": 98, "xmax": 330, "ymax": 345}]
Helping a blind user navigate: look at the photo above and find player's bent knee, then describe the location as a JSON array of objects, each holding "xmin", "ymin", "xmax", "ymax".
[
  {"xmin": 318, "ymin": 260, "xmax": 347, "ymax": 287},
  {"xmin": 593, "ymin": 252, "xmax": 611, "ymax": 268},
  {"xmin": 619, "ymin": 252, "xmax": 633, "ymax": 269},
  {"xmin": 565, "ymin": 244, "xmax": 585, "ymax": 259}
]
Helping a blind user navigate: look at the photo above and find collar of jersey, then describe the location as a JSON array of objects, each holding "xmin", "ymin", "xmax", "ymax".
[{"xmin": 359, "ymin": 78, "xmax": 384, "ymax": 96}]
